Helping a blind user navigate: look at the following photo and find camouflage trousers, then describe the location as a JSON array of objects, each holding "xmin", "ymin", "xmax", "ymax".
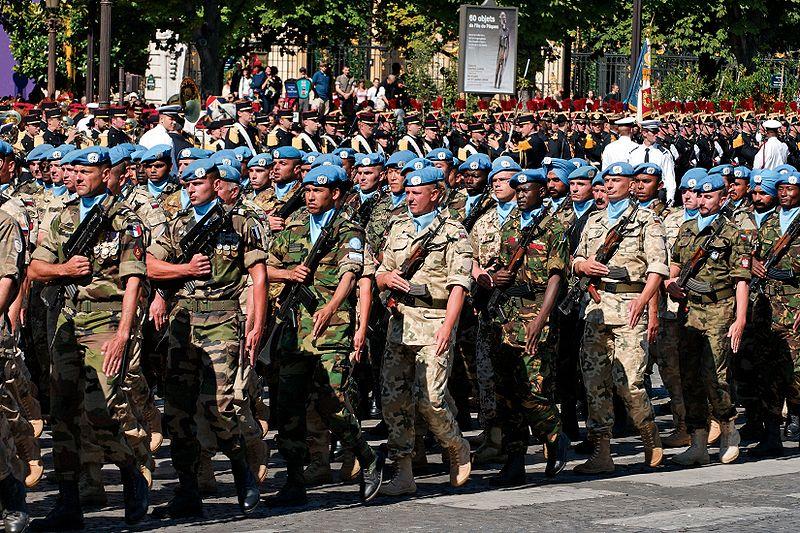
[
  {"xmin": 0, "ymin": 402, "xmax": 23, "ymax": 483},
  {"xmin": 491, "ymin": 333, "xmax": 561, "ymax": 454},
  {"xmin": 276, "ymin": 350, "xmax": 373, "ymax": 471},
  {"xmin": 678, "ymin": 301, "xmax": 737, "ymax": 433},
  {"xmin": 305, "ymin": 365, "xmax": 361, "ymax": 460},
  {"xmin": 0, "ymin": 367, "xmax": 30, "ymax": 483},
  {"xmin": 382, "ymin": 340, "xmax": 464, "ymax": 461},
  {"xmin": 650, "ymin": 317, "xmax": 686, "ymax": 425},
  {"xmin": 51, "ymin": 308, "xmax": 137, "ymax": 481},
  {"xmin": 580, "ymin": 320, "xmax": 655, "ymax": 439},
  {"xmin": 474, "ymin": 318, "xmax": 499, "ymax": 426},
  {"xmin": 164, "ymin": 308, "xmax": 245, "ymax": 475},
  {"xmin": 24, "ymin": 282, "xmax": 50, "ymax": 412}
]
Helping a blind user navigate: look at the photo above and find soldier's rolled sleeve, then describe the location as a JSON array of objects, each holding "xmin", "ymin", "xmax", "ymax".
[
  {"xmin": 0, "ymin": 221, "xmax": 23, "ymax": 280},
  {"xmin": 30, "ymin": 217, "xmax": 59, "ymax": 264},
  {"xmin": 267, "ymin": 231, "xmax": 288, "ymax": 268},
  {"xmin": 445, "ymin": 226, "xmax": 473, "ymax": 290},
  {"xmin": 147, "ymin": 223, "xmax": 178, "ymax": 262},
  {"xmin": 119, "ymin": 221, "xmax": 147, "ymax": 278},
  {"xmin": 644, "ymin": 218, "xmax": 670, "ymax": 277},
  {"xmin": 336, "ymin": 228, "xmax": 365, "ymax": 278},
  {"xmin": 730, "ymin": 228, "xmax": 754, "ymax": 280},
  {"xmin": 242, "ymin": 217, "xmax": 268, "ymax": 269}
]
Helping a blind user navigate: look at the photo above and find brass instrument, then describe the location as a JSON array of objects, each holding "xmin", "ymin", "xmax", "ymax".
[
  {"xmin": 0, "ymin": 111, "xmax": 22, "ymax": 143},
  {"xmin": 179, "ymin": 77, "xmax": 202, "ymax": 123}
]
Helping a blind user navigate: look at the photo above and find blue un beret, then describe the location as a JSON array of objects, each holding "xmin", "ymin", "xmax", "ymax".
[
  {"xmin": 233, "ymin": 146, "xmax": 253, "ymax": 162},
  {"xmin": 248, "ymin": 152, "xmax": 275, "ymax": 169},
  {"xmin": 680, "ymin": 168, "xmax": 707, "ymax": 190},
  {"xmin": 311, "ymin": 153, "xmax": 344, "ymax": 169},
  {"xmin": 211, "ymin": 150, "xmax": 238, "ymax": 167},
  {"xmin": 568, "ymin": 165, "xmax": 599, "ymax": 181},
  {"xmin": 181, "ymin": 159, "xmax": 218, "ymax": 181},
  {"xmin": 634, "ymin": 162, "xmax": 662, "ymax": 177},
  {"xmin": 600, "ymin": 162, "xmax": 636, "ymax": 179},
  {"xmin": 510, "ymin": 168, "xmax": 546, "ymax": 187},
  {"xmin": 489, "ymin": 156, "xmax": 522, "ymax": 179},
  {"xmin": 332, "ymin": 147, "xmax": 356, "ymax": 161},
  {"xmin": 733, "ymin": 166, "xmax": 751, "ymax": 180},
  {"xmin": 217, "ymin": 164, "xmax": 241, "ymax": 184},
  {"xmin": 402, "ymin": 157, "xmax": 433, "ymax": 175},
  {"xmin": 178, "ymin": 147, "xmax": 213, "ymax": 161},
  {"xmin": 404, "ymin": 166, "xmax": 445, "ymax": 187},
  {"xmin": 708, "ymin": 164, "xmax": 734, "ymax": 178},
  {"xmin": 776, "ymin": 171, "xmax": 800, "ymax": 187},
  {"xmin": 108, "ymin": 145, "xmax": 133, "ymax": 166},
  {"xmin": 774, "ymin": 164, "xmax": 798, "ymax": 176},
  {"xmin": 26, "ymin": 144, "xmax": 54, "ymax": 162},
  {"xmin": 301, "ymin": 151, "xmax": 320, "ymax": 166},
  {"xmin": 568, "ymin": 157, "xmax": 589, "ymax": 169},
  {"xmin": 140, "ymin": 144, "xmax": 172, "ymax": 164},
  {"xmin": 303, "ymin": 164, "xmax": 347, "ymax": 186},
  {"xmin": 47, "ymin": 144, "xmax": 77, "ymax": 162},
  {"xmin": 458, "ymin": 153, "xmax": 491, "ymax": 173},
  {"xmin": 386, "ymin": 150, "xmax": 416, "ymax": 169},
  {"xmin": 272, "ymin": 146, "xmax": 302, "ymax": 160},
  {"xmin": 71, "ymin": 146, "xmax": 111, "ymax": 166},
  {"xmin": 355, "ymin": 152, "xmax": 386, "ymax": 168},
  {"xmin": 0, "ymin": 141, "xmax": 14, "ymax": 157},
  {"xmin": 426, "ymin": 148, "xmax": 455, "ymax": 164},
  {"xmin": 693, "ymin": 173, "xmax": 726, "ymax": 193}
]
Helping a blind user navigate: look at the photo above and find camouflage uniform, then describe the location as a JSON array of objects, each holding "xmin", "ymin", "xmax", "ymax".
[
  {"xmin": 151, "ymin": 182, "xmax": 183, "ymax": 217},
  {"xmin": 268, "ymin": 208, "xmax": 377, "ymax": 479},
  {"xmin": 376, "ymin": 211, "xmax": 474, "ymax": 460},
  {"xmin": 490, "ymin": 210, "xmax": 565, "ymax": 452},
  {"xmin": 365, "ymin": 194, "xmax": 406, "ymax": 254},
  {"xmin": 253, "ymin": 181, "xmax": 302, "ymax": 214},
  {"xmin": 671, "ymin": 214, "xmax": 754, "ymax": 432},
  {"xmin": 31, "ymin": 196, "xmax": 147, "ymax": 481},
  {"xmin": 148, "ymin": 200, "xmax": 267, "ymax": 476},
  {"xmin": 574, "ymin": 203, "xmax": 669, "ymax": 439}
]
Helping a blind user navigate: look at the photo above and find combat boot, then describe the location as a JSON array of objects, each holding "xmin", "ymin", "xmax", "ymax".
[
  {"xmin": 639, "ymin": 421, "xmax": 664, "ymax": 467},
  {"xmin": 471, "ymin": 426, "xmax": 506, "ymax": 465},
  {"xmin": 119, "ymin": 463, "xmax": 149, "ymax": 525},
  {"xmin": 197, "ymin": 450, "xmax": 217, "ymax": 495},
  {"xmin": 739, "ymin": 406, "xmax": 763, "ymax": 441},
  {"xmin": 749, "ymin": 418, "xmax": 784, "ymax": 458},
  {"xmin": 357, "ymin": 446, "xmax": 385, "ymax": 502},
  {"xmin": 707, "ymin": 419, "xmax": 721, "ymax": 444},
  {"xmin": 339, "ymin": 450, "xmax": 361, "ymax": 483},
  {"xmin": 572, "ymin": 436, "xmax": 614, "ymax": 475},
  {"xmin": 230, "ymin": 458, "xmax": 260, "ymax": 515},
  {"xmin": 661, "ymin": 420, "xmax": 691, "ymax": 448},
  {"xmin": 264, "ymin": 464, "xmax": 307, "ymax": 507},
  {"xmin": 31, "ymin": 481, "xmax": 84, "ymax": 531},
  {"xmin": 16, "ymin": 434, "xmax": 44, "ymax": 488},
  {"xmin": 246, "ymin": 438, "xmax": 269, "ymax": 483},
  {"xmin": 411, "ymin": 433, "xmax": 428, "ymax": 469},
  {"xmin": 718, "ymin": 420, "xmax": 741, "ymax": 464},
  {"xmin": 303, "ymin": 452, "xmax": 333, "ymax": 486},
  {"xmin": 545, "ymin": 432, "xmax": 570, "ymax": 477},
  {"xmin": 18, "ymin": 393, "xmax": 44, "ymax": 440},
  {"xmin": 78, "ymin": 462, "xmax": 107, "ymax": 507},
  {"xmin": 784, "ymin": 413, "xmax": 800, "ymax": 440},
  {"xmin": 145, "ymin": 404, "xmax": 163, "ymax": 453},
  {"xmin": 671, "ymin": 429, "xmax": 710, "ymax": 466},
  {"xmin": 0, "ymin": 474, "xmax": 29, "ymax": 533},
  {"xmin": 489, "ymin": 450, "xmax": 526, "ymax": 487},
  {"xmin": 449, "ymin": 438, "xmax": 472, "ymax": 487},
  {"xmin": 151, "ymin": 473, "xmax": 204, "ymax": 520},
  {"xmin": 378, "ymin": 457, "xmax": 416, "ymax": 496}
]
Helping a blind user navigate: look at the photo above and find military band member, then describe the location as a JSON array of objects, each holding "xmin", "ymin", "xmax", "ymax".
[
  {"xmin": 397, "ymin": 112, "xmax": 424, "ymax": 157},
  {"xmin": 350, "ymin": 110, "xmax": 379, "ymax": 153},
  {"xmin": 42, "ymin": 108, "xmax": 67, "ymax": 147},
  {"xmin": 506, "ymin": 113, "xmax": 546, "ymax": 169},
  {"xmin": 422, "ymin": 114, "xmax": 443, "ymax": 153},
  {"xmin": 107, "ymin": 108, "xmax": 131, "ymax": 148},
  {"xmin": 292, "ymin": 111, "xmax": 323, "ymax": 153},
  {"xmin": 225, "ymin": 101, "xmax": 259, "ymax": 152},
  {"xmin": 15, "ymin": 114, "xmax": 42, "ymax": 154}
]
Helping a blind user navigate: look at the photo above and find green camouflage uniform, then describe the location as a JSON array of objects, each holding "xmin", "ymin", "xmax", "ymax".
[
  {"xmin": 490, "ymin": 209, "xmax": 565, "ymax": 453},
  {"xmin": 31, "ymin": 196, "xmax": 146, "ymax": 481},
  {"xmin": 268, "ymin": 208, "xmax": 376, "ymax": 478},
  {"xmin": 671, "ymin": 213, "xmax": 754, "ymax": 432},
  {"xmin": 376, "ymin": 210, "xmax": 473, "ymax": 461},
  {"xmin": 365, "ymin": 194, "xmax": 406, "ymax": 254},
  {"xmin": 148, "ymin": 200, "xmax": 267, "ymax": 475},
  {"xmin": 574, "ymin": 202, "xmax": 669, "ymax": 439}
]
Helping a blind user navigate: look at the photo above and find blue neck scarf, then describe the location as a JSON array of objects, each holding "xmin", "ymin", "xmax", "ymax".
[
  {"xmin": 274, "ymin": 181, "xmax": 294, "ymax": 200},
  {"xmin": 42, "ymin": 180, "xmax": 53, "ymax": 190},
  {"xmin": 147, "ymin": 178, "xmax": 169, "ymax": 199},
  {"xmin": 391, "ymin": 191, "xmax": 406, "ymax": 207},
  {"xmin": 410, "ymin": 208, "xmax": 439, "ymax": 233},
  {"xmin": 180, "ymin": 188, "xmax": 191, "ymax": 209},
  {"xmin": 684, "ymin": 208, "xmax": 699, "ymax": 221},
  {"xmin": 310, "ymin": 207, "xmax": 336, "ymax": 244},
  {"xmin": 193, "ymin": 197, "xmax": 218, "ymax": 222},
  {"xmin": 465, "ymin": 193, "xmax": 482, "ymax": 217},
  {"xmin": 780, "ymin": 206, "xmax": 800, "ymax": 235},
  {"xmin": 573, "ymin": 198, "xmax": 594, "ymax": 219},
  {"xmin": 521, "ymin": 205, "xmax": 545, "ymax": 229},
  {"xmin": 496, "ymin": 198, "xmax": 516, "ymax": 228},
  {"xmin": 734, "ymin": 198, "xmax": 744, "ymax": 208},
  {"xmin": 754, "ymin": 207, "xmax": 775, "ymax": 229},
  {"xmin": 35, "ymin": 179, "xmax": 43, "ymax": 188},
  {"xmin": 697, "ymin": 212, "xmax": 719, "ymax": 232},
  {"xmin": 607, "ymin": 198, "xmax": 630, "ymax": 224},
  {"xmin": 359, "ymin": 188, "xmax": 379, "ymax": 204},
  {"xmin": 0, "ymin": 183, "xmax": 9, "ymax": 193},
  {"xmin": 79, "ymin": 192, "xmax": 108, "ymax": 222},
  {"xmin": 51, "ymin": 184, "xmax": 67, "ymax": 197},
  {"xmin": 241, "ymin": 177, "xmax": 250, "ymax": 190},
  {"xmin": 639, "ymin": 198, "xmax": 655, "ymax": 209},
  {"xmin": 550, "ymin": 196, "xmax": 567, "ymax": 213}
]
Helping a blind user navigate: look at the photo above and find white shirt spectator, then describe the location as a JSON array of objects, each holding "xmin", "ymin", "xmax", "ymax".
[
  {"xmin": 601, "ymin": 135, "xmax": 640, "ymax": 169},
  {"xmin": 139, "ymin": 124, "xmax": 173, "ymax": 149},
  {"xmin": 629, "ymin": 143, "xmax": 676, "ymax": 203},
  {"xmin": 238, "ymin": 75, "xmax": 253, "ymax": 99},
  {"xmin": 367, "ymin": 84, "xmax": 386, "ymax": 111},
  {"xmin": 753, "ymin": 136, "xmax": 789, "ymax": 170}
]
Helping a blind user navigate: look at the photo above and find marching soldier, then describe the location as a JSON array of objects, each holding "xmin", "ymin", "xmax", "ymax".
[
  {"xmin": 139, "ymin": 144, "xmax": 182, "ymax": 215},
  {"xmin": 292, "ymin": 111, "xmax": 323, "ymax": 153},
  {"xmin": 397, "ymin": 112, "xmax": 424, "ymax": 157},
  {"xmin": 106, "ymin": 108, "xmax": 131, "ymax": 148},
  {"xmin": 254, "ymin": 146, "xmax": 304, "ymax": 229},
  {"xmin": 365, "ymin": 150, "xmax": 415, "ymax": 254},
  {"xmin": 245, "ymin": 152, "xmax": 274, "ymax": 202},
  {"xmin": 225, "ymin": 101, "xmax": 259, "ymax": 152},
  {"xmin": 42, "ymin": 108, "xmax": 67, "ymax": 147},
  {"xmin": 349, "ymin": 110, "xmax": 379, "ymax": 153}
]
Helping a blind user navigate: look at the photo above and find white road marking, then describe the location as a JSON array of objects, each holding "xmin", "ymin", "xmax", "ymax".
[
  {"xmin": 595, "ymin": 506, "xmax": 789, "ymax": 531},
  {"xmin": 617, "ymin": 456, "xmax": 800, "ymax": 488},
  {"xmin": 416, "ymin": 486, "xmax": 622, "ymax": 510}
]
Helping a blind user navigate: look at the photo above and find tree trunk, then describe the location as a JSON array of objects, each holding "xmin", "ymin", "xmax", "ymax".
[{"xmin": 195, "ymin": 1, "xmax": 224, "ymax": 96}]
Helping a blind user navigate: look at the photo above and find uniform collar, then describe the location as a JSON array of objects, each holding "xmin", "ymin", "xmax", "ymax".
[
  {"xmin": 192, "ymin": 197, "xmax": 219, "ymax": 222},
  {"xmin": 410, "ymin": 208, "xmax": 439, "ymax": 233},
  {"xmin": 79, "ymin": 192, "xmax": 108, "ymax": 222},
  {"xmin": 521, "ymin": 205, "xmax": 545, "ymax": 229},
  {"xmin": 309, "ymin": 207, "xmax": 336, "ymax": 244}
]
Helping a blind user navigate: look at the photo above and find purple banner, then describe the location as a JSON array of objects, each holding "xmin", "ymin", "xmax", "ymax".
[{"xmin": 0, "ymin": 25, "xmax": 36, "ymax": 98}]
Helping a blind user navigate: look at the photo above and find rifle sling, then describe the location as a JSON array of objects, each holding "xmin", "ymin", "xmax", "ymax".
[
  {"xmin": 594, "ymin": 281, "xmax": 645, "ymax": 294},
  {"xmin": 687, "ymin": 287, "xmax": 735, "ymax": 304}
]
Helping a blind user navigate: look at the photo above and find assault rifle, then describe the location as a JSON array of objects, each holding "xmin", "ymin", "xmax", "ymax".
[
  {"xmin": 749, "ymin": 211, "xmax": 800, "ymax": 302},
  {"xmin": 274, "ymin": 184, "xmax": 306, "ymax": 220},
  {"xmin": 675, "ymin": 201, "xmax": 734, "ymax": 296},
  {"xmin": 461, "ymin": 191, "xmax": 493, "ymax": 232},
  {"xmin": 558, "ymin": 202, "xmax": 640, "ymax": 315}
]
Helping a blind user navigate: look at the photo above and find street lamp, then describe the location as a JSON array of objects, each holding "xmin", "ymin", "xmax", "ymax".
[
  {"xmin": 98, "ymin": 0, "xmax": 112, "ymax": 102},
  {"xmin": 46, "ymin": 0, "xmax": 60, "ymax": 98}
]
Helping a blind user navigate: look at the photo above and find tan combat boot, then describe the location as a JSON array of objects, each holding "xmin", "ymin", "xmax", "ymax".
[
  {"xmin": 472, "ymin": 426, "xmax": 506, "ymax": 465},
  {"xmin": 449, "ymin": 438, "xmax": 472, "ymax": 487},
  {"xmin": 707, "ymin": 419, "xmax": 721, "ymax": 445},
  {"xmin": 246, "ymin": 438, "xmax": 269, "ymax": 483},
  {"xmin": 18, "ymin": 393, "xmax": 44, "ymax": 439},
  {"xmin": 145, "ymin": 404, "xmax": 163, "ymax": 453},
  {"xmin": 140, "ymin": 464, "xmax": 153, "ymax": 489},
  {"xmin": 379, "ymin": 457, "xmax": 416, "ymax": 496},
  {"xmin": 640, "ymin": 421, "xmax": 664, "ymax": 467},
  {"xmin": 79, "ymin": 462, "xmax": 108, "ymax": 506},
  {"xmin": 662, "ymin": 420, "xmax": 691, "ymax": 448},
  {"xmin": 572, "ymin": 436, "xmax": 615, "ymax": 475},
  {"xmin": 339, "ymin": 450, "xmax": 361, "ymax": 483},
  {"xmin": 16, "ymin": 435, "xmax": 44, "ymax": 488},
  {"xmin": 718, "ymin": 420, "xmax": 741, "ymax": 464},
  {"xmin": 671, "ymin": 429, "xmax": 710, "ymax": 466},
  {"xmin": 303, "ymin": 452, "xmax": 333, "ymax": 486},
  {"xmin": 197, "ymin": 450, "xmax": 218, "ymax": 495}
]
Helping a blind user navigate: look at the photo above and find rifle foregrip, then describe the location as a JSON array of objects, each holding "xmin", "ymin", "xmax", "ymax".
[{"xmin": 588, "ymin": 284, "xmax": 601, "ymax": 304}]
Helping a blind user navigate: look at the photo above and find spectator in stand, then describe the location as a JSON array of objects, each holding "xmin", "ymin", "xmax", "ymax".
[
  {"xmin": 335, "ymin": 65, "xmax": 356, "ymax": 118},
  {"xmin": 296, "ymin": 67, "xmax": 313, "ymax": 112},
  {"xmin": 355, "ymin": 80, "xmax": 369, "ymax": 106},
  {"xmin": 251, "ymin": 62, "xmax": 267, "ymax": 108},
  {"xmin": 586, "ymin": 89, "xmax": 596, "ymax": 110},
  {"xmin": 367, "ymin": 78, "xmax": 387, "ymax": 111},
  {"xmin": 312, "ymin": 63, "xmax": 332, "ymax": 113},
  {"xmin": 382, "ymin": 74, "xmax": 398, "ymax": 101},
  {"xmin": 264, "ymin": 66, "xmax": 283, "ymax": 114},
  {"xmin": 238, "ymin": 68, "xmax": 253, "ymax": 100},
  {"xmin": 604, "ymin": 83, "xmax": 621, "ymax": 103}
]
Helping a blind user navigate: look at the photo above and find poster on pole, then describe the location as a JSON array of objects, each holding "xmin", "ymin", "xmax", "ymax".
[{"xmin": 458, "ymin": 3, "xmax": 518, "ymax": 94}]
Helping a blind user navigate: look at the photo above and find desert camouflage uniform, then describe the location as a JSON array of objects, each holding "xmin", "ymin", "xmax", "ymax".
[
  {"xmin": 253, "ymin": 181, "xmax": 303, "ymax": 215},
  {"xmin": 574, "ymin": 202, "xmax": 669, "ymax": 439},
  {"xmin": 376, "ymin": 210, "xmax": 473, "ymax": 460},
  {"xmin": 490, "ymin": 209, "xmax": 565, "ymax": 452},
  {"xmin": 671, "ymin": 213, "xmax": 754, "ymax": 432},
  {"xmin": 150, "ymin": 182, "xmax": 183, "ymax": 217},
  {"xmin": 148, "ymin": 200, "xmax": 267, "ymax": 476},
  {"xmin": 31, "ymin": 196, "xmax": 147, "ymax": 481}
]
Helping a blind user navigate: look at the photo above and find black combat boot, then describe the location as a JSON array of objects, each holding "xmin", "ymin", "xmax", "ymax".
[
  {"xmin": 230, "ymin": 458, "xmax": 260, "ymax": 514},
  {"xmin": 120, "ymin": 463, "xmax": 150, "ymax": 525},
  {"xmin": 264, "ymin": 463, "xmax": 307, "ymax": 508},
  {"xmin": 357, "ymin": 445, "xmax": 385, "ymax": 502},
  {"xmin": 489, "ymin": 450, "xmax": 526, "ymax": 487},
  {"xmin": 739, "ymin": 405, "xmax": 764, "ymax": 441},
  {"xmin": 545, "ymin": 432, "xmax": 570, "ymax": 478},
  {"xmin": 151, "ymin": 472, "xmax": 204, "ymax": 520},
  {"xmin": 0, "ymin": 475, "xmax": 29, "ymax": 533},
  {"xmin": 560, "ymin": 402, "xmax": 580, "ymax": 441},
  {"xmin": 784, "ymin": 407, "xmax": 800, "ymax": 440},
  {"xmin": 749, "ymin": 418, "xmax": 784, "ymax": 458},
  {"xmin": 31, "ymin": 481, "xmax": 84, "ymax": 531}
]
